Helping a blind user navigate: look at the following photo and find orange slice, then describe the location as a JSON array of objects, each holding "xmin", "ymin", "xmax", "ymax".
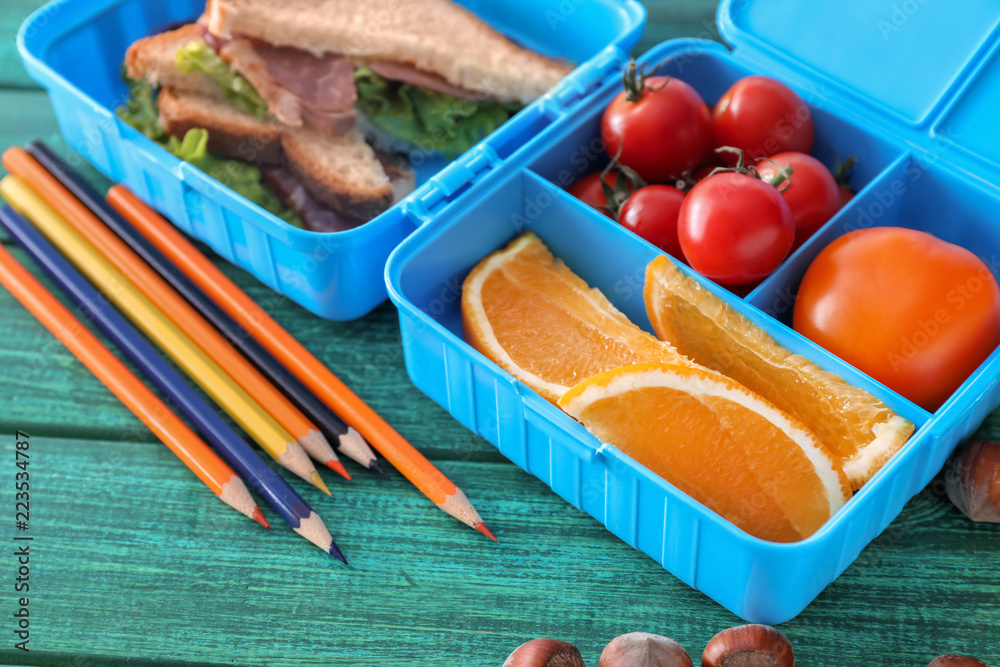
[
  {"xmin": 559, "ymin": 362, "xmax": 852, "ymax": 542},
  {"xmin": 462, "ymin": 232, "xmax": 686, "ymax": 402},
  {"xmin": 644, "ymin": 255, "xmax": 914, "ymax": 490}
]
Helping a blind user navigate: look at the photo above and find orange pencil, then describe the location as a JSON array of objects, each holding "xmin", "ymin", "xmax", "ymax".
[
  {"xmin": 107, "ymin": 185, "xmax": 496, "ymax": 540},
  {"xmin": 0, "ymin": 239, "xmax": 265, "ymax": 526},
  {"xmin": 2, "ymin": 148, "xmax": 344, "ymax": 489}
]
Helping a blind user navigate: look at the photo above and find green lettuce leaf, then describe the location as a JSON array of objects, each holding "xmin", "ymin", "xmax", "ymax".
[
  {"xmin": 354, "ymin": 66, "xmax": 520, "ymax": 157},
  {"xmin": 117, "ymin": 78, "xmax": 302, "ymax": 228},
  {"xmin": 117, "ymin": 74, "xmax": 169, "ymax": 143},
  {"xmin": 164, "ymin": 129, "xmax": 303, "ymax": 228},
  {"xmin": 175, "ymin": 40, "xmax": 270, "ymax": 120}
]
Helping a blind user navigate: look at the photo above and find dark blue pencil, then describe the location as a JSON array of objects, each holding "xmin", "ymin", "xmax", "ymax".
[
  {"xmin": 0, "ymin": 205, "xmax": 346, "ymax": 562},
  {"xmin": 26, "ymin": 140, "xmax": 384, "ymax": 479}
]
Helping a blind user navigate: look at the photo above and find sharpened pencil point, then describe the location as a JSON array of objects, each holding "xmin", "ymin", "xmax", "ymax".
[
  {"xmin": 327, "ymin": 459, "xmax": 352, "ymax": 480},
  {"xmin": 252, "ymin": 507, "xmax": 270, "ymax": 529},
  {"xmin": 329, "ymin": 542, "xmax": 348, "ymax": 564},
  {"xmin": 369, "ymin": 458, "xmax": 390, "ymax": 479},
  {"xmin": 475, "ymin": 521, "xmax": 497, "ymax": 542},
  {"xmin": 310, "ymin": 470, "xmax": 332, "ymax": 495}
]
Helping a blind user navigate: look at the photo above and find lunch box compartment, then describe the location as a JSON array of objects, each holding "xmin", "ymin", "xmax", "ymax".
[
  {"xmin": 751, "ymin": 152, "xmax": 1000, "ymax": 325},
  {"xmin": 528, "ymin": 48, "xmax": 904, "ymax": 202},
  {"xmin": 387, "ymin": 158, "xmax": 938, "ymax": 623},
  {"xmin": 747, "ymin": 151, "xmax": 1000, "ymax": 443},
  {"xmin": 18, "ymin": 0, "xmax": 647, "ymax": 320},
  {"xmin": 386, "ymin": 0, "xmax": 1000, "ymax": 622}
]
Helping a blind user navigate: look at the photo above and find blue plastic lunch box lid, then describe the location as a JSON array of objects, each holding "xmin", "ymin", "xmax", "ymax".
[{"xmin": 717, "ymin": 0, "xmax": 1000, "ymax": 188}]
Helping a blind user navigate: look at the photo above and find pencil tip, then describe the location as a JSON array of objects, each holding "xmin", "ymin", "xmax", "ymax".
[
  {"xmin": 336, "ymin": 427, "xmax": 379, "ymax": 470},
  {"xmin": 369, "ymin": 459, "xmax": 390, "ymax": 479},
  {"xmin": 330, "ymin": 543, "xmax": 348, "ymax": 564},
  {"xmin": 475, "ymin": 521, "xmax": 498, "ymax": 542},
  {"xmin": 252, "ymin": 507, "xmax": 270, "ymax": 529},
  {"xmin": 327, "ymin": 459, "xmax": 352, "ymax": 480},
  {"xmin": 310, "ymin": 470, "xmax": 332, "ymax": 496}
]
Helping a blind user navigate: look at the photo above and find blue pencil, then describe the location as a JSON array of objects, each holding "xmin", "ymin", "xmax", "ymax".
[
  {"xmin": 0, "ymin": 205, "xmax": 346, "ymax": 562},
  {"xmin": 27, "ymin": 140, "xmax": 384, "ymax": 479}
]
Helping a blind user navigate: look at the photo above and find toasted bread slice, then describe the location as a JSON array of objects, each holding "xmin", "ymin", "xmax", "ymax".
[
  {"xmin": 281, "ymin": 128, "xmax": 392, "ymax": 219},
  {"xmin": 158, "ymin": 86, "xmax": 284, "ymax": 165},
  {"xmin": 157, "ymin": 88, "xmax": 393, "ymax": 218},
  {"xmin": 204, "ymin": 0, "xmax": 572, "ymax": 104},
  {"xmin": 125, "ymin": 24, "xmax": 219, "ymax": 98}
]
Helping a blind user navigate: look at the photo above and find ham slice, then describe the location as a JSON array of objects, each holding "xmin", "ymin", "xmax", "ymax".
[
  {"xmin": 263, "ymin": 167, "xmax": 365, "ymax": 232},
  {"xmin": 369, "ymin": 61, "xmax": 488, "ymax": 100},
  {"xmin": 262, "ymin": 158, "xmax": 414, "ymax": 232},
  {"xmin": 203, "ymin": 27, "xmax": 357, "ymax": 136},
  {"xmin": 201, "ymin": 27, "xmax": 498, "ymax": 139},
  {"xmin": 256, "ymin": 42, "xmax": 356, "ymax": 112}
]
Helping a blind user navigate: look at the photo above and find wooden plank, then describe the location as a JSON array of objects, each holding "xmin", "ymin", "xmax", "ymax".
[
  {"xmin": 635, "ymin": 0, "xmax": 722, "ymax": 55},
  {"xmin": 2, "ymin": 433, "xmax": 998, "ymax": 666},
  {"xmin": 0, "ymin": 0, "xmax": 48, "ymax": 89},
  {"xmin": 0, "ymin": 89, "xmax": 110, "ymax": 247},
  {"xmin": 0, "ymin": 90, "xmax": 64, "ymax": 180}
]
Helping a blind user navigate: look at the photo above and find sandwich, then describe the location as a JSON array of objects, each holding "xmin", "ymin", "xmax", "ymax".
[{"xmin": 120, "ymin": 0, "xmax": 573, "ymax": 232}]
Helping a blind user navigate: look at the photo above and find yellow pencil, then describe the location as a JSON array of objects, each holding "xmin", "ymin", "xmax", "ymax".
[{"xmin": 1, "ymin": 175, "xmax": 329, "ymax": 494}]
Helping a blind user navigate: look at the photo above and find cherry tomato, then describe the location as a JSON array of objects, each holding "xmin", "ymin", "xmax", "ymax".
[
  {"xmin": 618, "ymin": 185, "xmax": 686, "ymax": 258},
  {"xmin": 712, "ymin": 76, "xmax": 814, "ymax": 164},
  {"xmin": 602, "ymin": 72, "xmax": 712, "ymax": 183},
  {"xmin": 793, "ymin": 227, "xmax": 1000, "ymax": 411},
  {"xmin": 756, "ymin": 152, "xmax": 840, "ymax": 246},
  {"xmin": 678, "ymin": 172, "xmax": 795, "ymax": 285},
  {"xmin": 567, "ymin": 171, "xmax": 619, "ymax": 218}
]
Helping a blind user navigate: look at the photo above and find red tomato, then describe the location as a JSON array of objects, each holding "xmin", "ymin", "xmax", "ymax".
[
  {"xmin": 602, "ymin": 75, "xmax": 712, "ymax": 183},
  {"xmin": 567, "ymin": 172, "xmax": 619, "ymax": 218},
  {"xmin": 678, "ymin": 172, "xmax": 795, "ymax": 285},
  {"xmin": 712, "ymin": 76, "xmax": 814, "ymax": 164},
  {"xmin": 793, "ymin": 227, "xmax": 1000, "ymax": 411},
  {"xmin": 618, "ymin": 185, "xmax": 686, "ymax": 258},
  {"xmin": 756, "ymin": 152, "xmax": 840, "ymax": 246}
]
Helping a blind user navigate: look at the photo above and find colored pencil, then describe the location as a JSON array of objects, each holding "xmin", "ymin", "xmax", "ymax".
[
  {"xmin": 1, "ymin": 148, "xmax": 345, "ymax": 485},
  {"xmin": 105, "ymin": 188, "xmax": 496, "ymax": 540},
  {"xmin": 0, "ymin": 206, "xmax": 344, "ymax": 561},
  {"xmin": 0, "ymin": 175, "xmax": 327, "ymax": 494},
  {"xmin": 28, "ymin": 141, "xmax": 368, "ymax": 479},
  {"xmin": 0, "ymin": 222, "xmax": 263, "ymax": 526}
]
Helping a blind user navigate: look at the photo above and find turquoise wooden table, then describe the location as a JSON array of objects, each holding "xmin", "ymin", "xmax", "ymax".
[{"xmin": 1, "ymin": 2, "xmax": 998, "ymax": 666}]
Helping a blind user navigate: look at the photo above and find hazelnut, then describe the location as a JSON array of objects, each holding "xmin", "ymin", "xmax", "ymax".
[
  {"xmin": 503, "ymin": 638, "xmax": 585, "ymax": 667},
  {"xmin": 927, "ymin": 656, "xmax": 990, "ymax": 667},
  {"xmin": 945, "ymin": 440, "xmax": 1000, "ymax": 522},
  {"xmin": 599, "ymin": 632, "xmax": 693, "ymax": 667},
  {"xmin": 701, "ymin": 625, "xmax": 794, "ymax": 667}
]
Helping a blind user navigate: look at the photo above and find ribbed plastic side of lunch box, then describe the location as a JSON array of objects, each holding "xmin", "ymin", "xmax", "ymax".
[
  {"xmin": 385, "ymin": 4, "xmax": 1000, "ymax": 621},
  {"xmin": 16, "ymin": 0, "xmax": 647, "ymax": 320}
]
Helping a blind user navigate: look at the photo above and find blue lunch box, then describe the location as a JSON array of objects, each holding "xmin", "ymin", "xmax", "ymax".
[
  {"xmin": 16, "ymin": 0, "xmax": 647, "ymax": 320},
  {"xmin": 385, "ymin": 0, "xmax": 1000, "ymax": 622}
]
